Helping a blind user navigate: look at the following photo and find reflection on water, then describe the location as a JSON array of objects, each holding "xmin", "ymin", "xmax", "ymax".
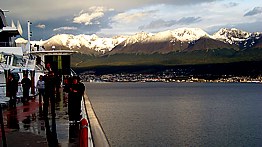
[
  {"xmin": 6, "ymin": 107, "xmax": 19, "ymax": 130},
  {"xmin": 44, "ymin": 111, "xmax": 58, "ymax": 147},
  {"xmin": 86, "ymin": 82, "xmax": 262, "ymax": 147},
  {"xmin": 69, "ymin": 122, "xmax": 80, "ymax": 145}
]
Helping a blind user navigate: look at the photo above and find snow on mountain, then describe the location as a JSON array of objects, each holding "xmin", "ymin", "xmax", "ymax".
[
  {"xmin": 122, "ymin": 32, "xmax": 153, "ymax": 46},
  {"xmin": 49, "ymin": 34, "xmax": 74, "ymax": 46},
  {"xmin": 212, "ymin": 28, "xmax": 251, "ymax": 44},
  {"xmin": 44, "ymin": 34, "xmax": 126, "ymax": 53},
  {"xmin": 150, "ymin": 30, "xmax": 173, "ymax": 42},
  {"xmin": 122, "ymin": 28, "xmax": 210, "ymax": 46},
  {"xmin": 15, "ymin": 38, "xmax": 47, "ymax": 46},
  {"xmin": 15, "ymin": 28, "xmax": 262, "ymax": 55},
  {"xmin": 171, "ymin": 28, "xmax": 210, "ymax": 42},
  {"xmin": 15, "ymin": 38, "xmax": 28, "ymax": 44}
]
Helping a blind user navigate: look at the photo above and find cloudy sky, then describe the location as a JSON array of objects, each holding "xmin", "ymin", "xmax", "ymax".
[{"xmin": 1, "ymin": 0, "xmax": 262, "ymax": 40}]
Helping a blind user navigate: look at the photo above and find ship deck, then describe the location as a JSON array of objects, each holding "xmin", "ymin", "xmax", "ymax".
[{"xmin": 0, "ymin": 88, "xmax": 81, "ymax": 147}]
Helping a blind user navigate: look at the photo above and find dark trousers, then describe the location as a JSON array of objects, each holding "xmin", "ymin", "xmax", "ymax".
[
  {"xmin": 68, "ymin": 95, "xmax": 82, "ymax": 121},
  {"xmin": 38, "ymin": 89, "xmax": 45, "ymax": 102},
  {"xmin": 43, "ymin": 88, "xmax": 56, "ymax": 117},
  {"xmin": 9, "ymin": 92, "xmax": 17, "ymax": 107},
  {"xmin": 23, "ymin": 88, "xmax": 30, "ymax": 101},
  {"xmin": 9, "ymin": 92, "xmax": 16, "ymax": 100}
]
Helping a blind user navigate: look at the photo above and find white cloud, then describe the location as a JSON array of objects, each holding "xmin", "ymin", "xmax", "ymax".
[
  {"xmin": 100, "ymin": 1, "xmax": 260, "ymax": 36},
  {"xmin": 112, "ymin": 10, "xmax": 157, "ymax": 25},
  {"xmin": 73, "ymin": 6, "xmax": 111, "ymax": 25},
  {"xmin": 3, "ymin": 0, "xmax": 262, "ymax": 39},
  {"xmin": 53, "ymin": 26, "xmax": 77, "ymax": 32},
  {"xmin": 36, "ymin": 24, "xmax": 45, "ymax": 29}
]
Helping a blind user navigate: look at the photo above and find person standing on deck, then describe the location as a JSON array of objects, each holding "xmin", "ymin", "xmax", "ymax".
[
  {"xmin": 45, "ymin": 63, "xmax": 52, "ymax": 72},
  {"xmin": 21, "ymin": 74, "xmax": 31, "ymax": 102},
  {"xmin": 43, "ymin": 67, "xmax": 56, "ymax": 117},
  {"xmin": 36, "ymin": 75, "xmax": 45, "ymax": 103},
  {"xmin": 7, "ymin": 74, "xmax": 18, "ymax": 107},
  {"xmin": 68, "ymin": 76, "xmax": 85, "ymax": 122}
]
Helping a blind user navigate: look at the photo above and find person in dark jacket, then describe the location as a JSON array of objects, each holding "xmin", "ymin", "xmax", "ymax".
[
  {"xmin": 68, "ymin": 76, "xmax": 85, "ymax": 122},
  {"xmin": 21, "ymin": 75, "xmax": 31, "ymax": 102},
  {"xmin": 43, "ymin": 70, "xmax": 56, "ymax": 117},
  {"xmin": 7, "ymin": 74, "xmax": 18, "ymax": 107},
  {"xmin": 63, "ymin": 77, "xmax": 70, "ymax": 93}
]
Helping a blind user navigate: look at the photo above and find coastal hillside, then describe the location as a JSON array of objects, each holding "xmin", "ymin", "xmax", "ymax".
[{"xmin": 71, "ymin": 48, "xmax": 262, "ymax": 67}]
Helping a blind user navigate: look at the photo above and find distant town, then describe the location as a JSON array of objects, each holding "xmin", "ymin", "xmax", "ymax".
[{"xmin": 80, "ymin": 72, "xmax": 262, "ymax": 83}]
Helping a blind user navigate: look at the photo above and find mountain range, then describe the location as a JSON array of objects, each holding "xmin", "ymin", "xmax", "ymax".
[{"xmin": 16, "ymin": 28, "xmax": 262, "ymax": 67}]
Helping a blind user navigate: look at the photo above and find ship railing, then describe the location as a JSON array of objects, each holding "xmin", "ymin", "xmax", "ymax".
[
  {"xmin": 0, "ymin": 42, "xmax": 16, "ymax": 47},
  {"xmin": 35, "ymin": 64, "xmax": 44, "ymax": 71},
  {"xmin": 0, "ymin": 62, "xmax": 5, "ymax": 69},
  {"xmin": 35, "ymin": 59, "xmax": 46, "ymax": 71},
  {"xmin": 80, "ymin": 92, "xmax": 110, "ymax": 147},
  {"xmin": 0, "ymin": 83, "xmax": 38, "ymax": 104},
  {"xmin": 70, "ymin": 68, "xmax": 77, "ymax": 76},
  {"xmin": 31, "ymin": 45, "xmax": 46, "ymax": 51},
  {"xmin": 80, "ymin": 95, "xmax": 94, "ymax": 147},
  {"xmin": 0, "ymin": 83, "xmax": 23, "ymax": 103},
  {"xmin": 0, "ymin": 84, "xmax": 6, "ymax": 98},
  {"xmin": 25, "ymin": 59, "xmax": 36, "ymax": 69}
]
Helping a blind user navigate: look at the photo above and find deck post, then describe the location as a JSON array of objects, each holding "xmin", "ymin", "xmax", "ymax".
[
  {"xmin": 0, "ymin": 104, "xmax": 7, "ymax": 147},
  {"xmin": 4, "ymin": 69, "xmax": 10, "ymax": 97},
  {"xmin": 30, "ymin": 70, "xmax": 35, "ymax": 95}
]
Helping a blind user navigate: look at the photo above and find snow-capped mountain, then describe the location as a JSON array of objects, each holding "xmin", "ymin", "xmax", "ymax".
[
  {"xmin": 170, "ymin": 28, "xmax": 210, "ymax": 42},
  {"xmin": 112, "ymin": 28, "xmax": 245, "ymax": 54},
  {"xmin": 122, "ymin": 28, "xmax": 210, "ymax": 43},
  {"xmin": 113, "ymin": 28, "xmax": 261, "ymax": 54},
  {"xmin": 122, "ymin": 32, "xmax": 153, "ymax": 46},
  {"xmin": 16, "ymin": 27, "xmax": 262, "ymax": 55},
  {"xmin": 212, "ymin": 28, "xmax": 251, "ymax": 44},
  {"xmin": 43, "ymin": 34, "xmax": 126, "ymax": 54},
  {"xmin": 110, "ymin": 28, "xmax": 214, "ymax": 54}
]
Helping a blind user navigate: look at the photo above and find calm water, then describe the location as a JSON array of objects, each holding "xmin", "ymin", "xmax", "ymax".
[{"xmin": 85, "ymin": 82, "xmax": 262, "ymax": 147}]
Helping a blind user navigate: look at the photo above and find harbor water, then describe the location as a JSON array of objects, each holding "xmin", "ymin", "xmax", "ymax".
[{"xmin": 86, "ymin": 82, "xmax": 262, "ymax": 146}]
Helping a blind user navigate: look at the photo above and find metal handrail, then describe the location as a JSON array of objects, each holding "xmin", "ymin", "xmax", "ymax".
[
  {"xmin": 70, "ymin": 68, "xmax": 77, "ymax": 76},
  {"xmin": 0, "ymin": 42, "xmax": 16, "ymax": 47},
  {"xmin": 0, "ymin": 83, "xmax": 38, "ymax": 98},
  {"xmin": 81, "ymin": 95, "xmax": 94, "ymax": 147}
]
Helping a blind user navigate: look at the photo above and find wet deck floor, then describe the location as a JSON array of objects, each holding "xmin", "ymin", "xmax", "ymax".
[{"xmin": 0, "ymin": 90, "xmax": 79, "ymax": 147}]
